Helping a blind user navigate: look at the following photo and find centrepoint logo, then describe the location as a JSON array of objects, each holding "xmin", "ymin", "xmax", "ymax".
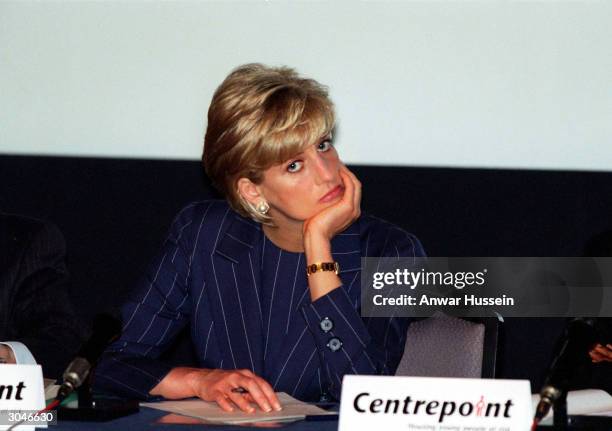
[{"xmin": 352, "ymin": 392, "xmax": 513, "ymax": 423}]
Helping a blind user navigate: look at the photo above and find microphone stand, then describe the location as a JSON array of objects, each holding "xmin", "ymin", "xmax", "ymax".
[
  {"xmin": 552, "ymin": 390, "xmax": 568, "ymax": 430},
  {"xmin": 533, "ymin": 318, "xmax": 597, "ymax": 430},
  {"xmin": 57, "ymin": 367, "xmax": 139, "ymax": 421},
  {"xmin": 55, "ymin": 313, "xmax": 140, "ymax": 421}
]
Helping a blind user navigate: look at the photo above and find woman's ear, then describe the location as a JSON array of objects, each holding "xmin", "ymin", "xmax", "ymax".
[{"xmin": 236, "ymin": 177, "xmax": 264, "ymax": 206}]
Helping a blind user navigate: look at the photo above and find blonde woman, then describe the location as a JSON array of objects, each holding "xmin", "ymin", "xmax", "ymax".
[{"xmin": 95, "ymin": 64, "xmax": 425, "ymax": 413}]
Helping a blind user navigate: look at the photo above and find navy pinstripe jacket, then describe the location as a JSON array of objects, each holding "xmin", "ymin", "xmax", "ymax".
[{"xmin": 95, "ymin": 200, "xmax": 425, "ymax": 401}]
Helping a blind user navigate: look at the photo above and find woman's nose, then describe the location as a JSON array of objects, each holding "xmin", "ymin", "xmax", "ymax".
[{"xmin": 313, "ymin": 154, "xmax": 337, "ymax": 184}]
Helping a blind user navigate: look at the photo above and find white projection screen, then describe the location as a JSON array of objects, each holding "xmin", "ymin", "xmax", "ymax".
[{"xmin": 1, "ymin": 1, "xmax": 610, "ymax": 171}]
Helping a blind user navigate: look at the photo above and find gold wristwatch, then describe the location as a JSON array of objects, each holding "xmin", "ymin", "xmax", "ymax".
[{"xmin": 306, "ymin": 261, "xmax": 340, "ymax": 276}]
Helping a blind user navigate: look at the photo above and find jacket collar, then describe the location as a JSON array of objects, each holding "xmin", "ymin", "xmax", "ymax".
[{"xmin": 213, "ymin": 213, "xmax": 262, "ymax": 264}]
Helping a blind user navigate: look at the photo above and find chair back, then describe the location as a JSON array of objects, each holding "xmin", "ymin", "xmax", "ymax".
[{"xmin": 395, "ymin": 312, "xmax": 498, "ymax": 378}]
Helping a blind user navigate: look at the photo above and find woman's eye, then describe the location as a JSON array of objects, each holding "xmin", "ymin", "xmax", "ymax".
[
  {"xmin": 287, "ymin": 160, "xmax": 303, "ymax": 173},
  {"xmin": 317, "ymin": 139, "xmax": 332, "ymax": 152}
]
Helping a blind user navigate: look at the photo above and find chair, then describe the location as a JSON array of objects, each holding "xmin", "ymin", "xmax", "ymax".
[{"xmin": 395, "ymin": 312, "xmax": 499, "ymax": 378}]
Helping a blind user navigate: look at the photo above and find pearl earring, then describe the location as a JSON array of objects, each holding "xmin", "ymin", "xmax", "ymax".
[{"xmin": 256, "ymin": 200, "xmax": 270, "ymax": 215}]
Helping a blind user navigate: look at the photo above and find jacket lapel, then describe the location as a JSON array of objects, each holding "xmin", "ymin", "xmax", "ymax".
[{"xmin": 208, "ymin": 213, "xmax": 265, "ymax": 375}]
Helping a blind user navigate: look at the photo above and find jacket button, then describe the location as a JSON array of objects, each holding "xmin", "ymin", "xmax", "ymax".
[
  {"xmin": 326, "ymin": 337, "xmax": 342, "ymax": 352},
  {"xmin": 320, "ymin": 317, "xmax": 333, "ymax": 333}
]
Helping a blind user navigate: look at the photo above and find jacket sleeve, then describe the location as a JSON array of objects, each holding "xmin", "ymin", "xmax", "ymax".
[
  {"xmin": 299, "ymin": 226, "xmax": 425, "ymax": 400},
  {"xmin": 94, "ymin": 205, "xmax": 198, "ymax": 400}
]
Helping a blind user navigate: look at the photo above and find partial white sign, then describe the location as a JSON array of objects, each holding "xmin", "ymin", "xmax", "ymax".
[{"xmin": 0, "ymin": 364, "xmax": 46, "ymax": 430}]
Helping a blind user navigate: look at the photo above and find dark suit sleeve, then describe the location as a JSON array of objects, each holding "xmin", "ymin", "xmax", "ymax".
[
  {"xmin": 10, "ymin": 221, "xmax": 82, "ymax": 379},
  {"xmin": 94, "ymin": 206, "xmax": 195, "ymax": 400},
  {"xmin": 300, "ymin": 226, "xmax": 425, "ymax": 400}
]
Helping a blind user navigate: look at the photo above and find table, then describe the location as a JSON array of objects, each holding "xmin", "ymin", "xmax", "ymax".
[{"xmin": 51, "ymin": 406, "xmax": 339, "ymax": 431}]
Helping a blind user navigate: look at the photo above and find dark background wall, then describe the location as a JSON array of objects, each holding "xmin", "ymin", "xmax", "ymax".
[{"xmin": 1, "ymin": 154, "xmax": 611, "ymax": 391}]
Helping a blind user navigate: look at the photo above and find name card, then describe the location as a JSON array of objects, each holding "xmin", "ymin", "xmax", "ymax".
[
  {"xmin": 0, "ymin": 364, "xmax": 46, "ymax": 430},
  {"xmin": 339, "ymin": 375, "xmax": 531, "ymax": 431}
]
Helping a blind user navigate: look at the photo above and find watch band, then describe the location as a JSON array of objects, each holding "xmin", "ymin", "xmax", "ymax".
[{"xmin": 306, "ymin": 261, "xmax": 340, "ymax": 276}]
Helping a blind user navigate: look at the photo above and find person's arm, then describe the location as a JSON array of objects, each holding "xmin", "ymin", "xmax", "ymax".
[
  {"xmin": 300, "ymin": 166, "xmax": 425, "ymax": 399},
  {"xmin": 301, "ymin": 229, "xmax": 423, "ymax": 399},
  {"xmin": 94, "ymin": 205, "xmax": 200, "ymax": 400},
  {"xmin": 302, "ymin": 165, "xmax": 361, "ymax": 302},
  {"xmin": 94, "ymin": 203, "xmax": 280, "ymax": 412},
  {"xmin": 150, "ymin": 367, "xmax": 281, "ymax": 412}
]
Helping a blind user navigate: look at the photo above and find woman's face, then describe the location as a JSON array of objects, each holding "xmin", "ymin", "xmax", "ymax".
[{"xmin": 258, "ymin": 135, "xmax": 344, "ymax": 224}]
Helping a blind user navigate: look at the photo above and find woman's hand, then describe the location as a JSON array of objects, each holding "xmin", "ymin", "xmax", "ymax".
[
  {"xmin": 150, "ymin": 367, "xmax": 281, "ymax": 413},
  {"xmin": 302, "ymin": 164, "xmax": 362, "ymax": 243},
  {"xmin": 589, "ymin": 344, "xmax": 612, "ymax": 363},
  {"xmin": 301, "ymin": 164, "xmax": 361, "ymax": 301}
]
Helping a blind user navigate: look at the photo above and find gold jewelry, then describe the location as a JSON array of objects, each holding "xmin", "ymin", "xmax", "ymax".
[
  {"xmin": 256, "ymin": 200, "xmax": 270, "ymax": 215},
  {"xmin": 306, "ymin": 261, "xmax": 340, "ymax": 276}
]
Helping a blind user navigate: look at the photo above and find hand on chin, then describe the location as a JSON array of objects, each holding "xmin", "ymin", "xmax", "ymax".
[{"xmin": 302, "ymin": 165, "xmax": 361, "ymax": 242}]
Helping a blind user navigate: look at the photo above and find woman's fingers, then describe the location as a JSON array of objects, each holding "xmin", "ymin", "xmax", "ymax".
[
  {"xmin": 252, "ymin": 376, "xmax": 282, "ymax": 411},
  {"xmin": 236, "ymin": 368, "xmax": 256, "ymax": 378},
  {"xmin": 214, "ymin": 393, "xmax": 235, "ymax": 412},
  {"xmin": 339, "ymin": 165, "xmax": 360, "ymax": 218},
  {"xmin": 228, "ymin": 390, "xmax": 256, "ymax": 413},
  {"xmin": 191, "ymin": 369, "xmax": 282, "ymax": 413},
  {"xmin": 303, "ymin": 163, "xmax": 362, "ymax": 239},
  {"xmin": 341, "ymin": 164, "xmax": 361, "ymax": 203},
  {"xmin": 339, "ymin": 166, "xmax": 355, "ymax": 209},
  {"xmin": 348, "ymin": 169, "xmax": 362, "ymax": 217},
  {"xmin": 240, "ymin": 373, "xmax": 281, "ymax": 411},
  {"xmin": 237, "ymin": 378, "xmax": 271, "ymax": 412},
  {"xmin": 230, "ymin": 370, "xmax": 281, "ymax": 411}
]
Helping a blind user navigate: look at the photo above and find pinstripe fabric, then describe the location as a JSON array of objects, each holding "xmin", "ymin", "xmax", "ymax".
[{"xmin": 95, "ymin": 200, "xmax": 425, "ymax": 401}]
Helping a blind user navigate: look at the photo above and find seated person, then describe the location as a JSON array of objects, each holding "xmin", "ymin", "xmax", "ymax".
[
  {"xmin": 0, "ymin": 213, "xmax": 82, "ymax": 378},
  {"xmin": 95, "ymin": 64, "xmax": 425, "ymax": 412}
]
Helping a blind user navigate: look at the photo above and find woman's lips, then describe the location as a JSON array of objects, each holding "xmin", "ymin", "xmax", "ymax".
[{"xmin": 319, "ymin": 185, "xmax": 344, "ymax": 203}]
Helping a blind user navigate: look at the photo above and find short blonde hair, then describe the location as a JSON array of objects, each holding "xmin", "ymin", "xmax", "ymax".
[{"xmin": 203, "ymin": 63, "xmax": 335, "ymax": 224}]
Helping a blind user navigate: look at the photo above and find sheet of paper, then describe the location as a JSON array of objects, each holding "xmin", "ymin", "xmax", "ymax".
[
  {"xmin": 142, "ymin": 392, "xmax": 337, "ymax": 424},
  {"xmin": 531, "ymin": 389, "xmax": 612, "ymax": 424}
]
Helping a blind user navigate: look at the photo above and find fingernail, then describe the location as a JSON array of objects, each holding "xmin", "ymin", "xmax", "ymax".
[
  {"xmin": 263, "ymin": 405, "xmax": 271, "ymax": 412},
  {"xmin": 274, "ymin": 403, "xmax": 282, "ymax": 411}
]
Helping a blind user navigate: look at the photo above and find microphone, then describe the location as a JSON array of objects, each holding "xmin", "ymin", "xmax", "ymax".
[
  {"xmin": 57, "ymin": 313, "xmax": 122, "ymax": 401},
  {"xmin": 533, "ymin": 318, "xmax": 598, "ymax": 424}
]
